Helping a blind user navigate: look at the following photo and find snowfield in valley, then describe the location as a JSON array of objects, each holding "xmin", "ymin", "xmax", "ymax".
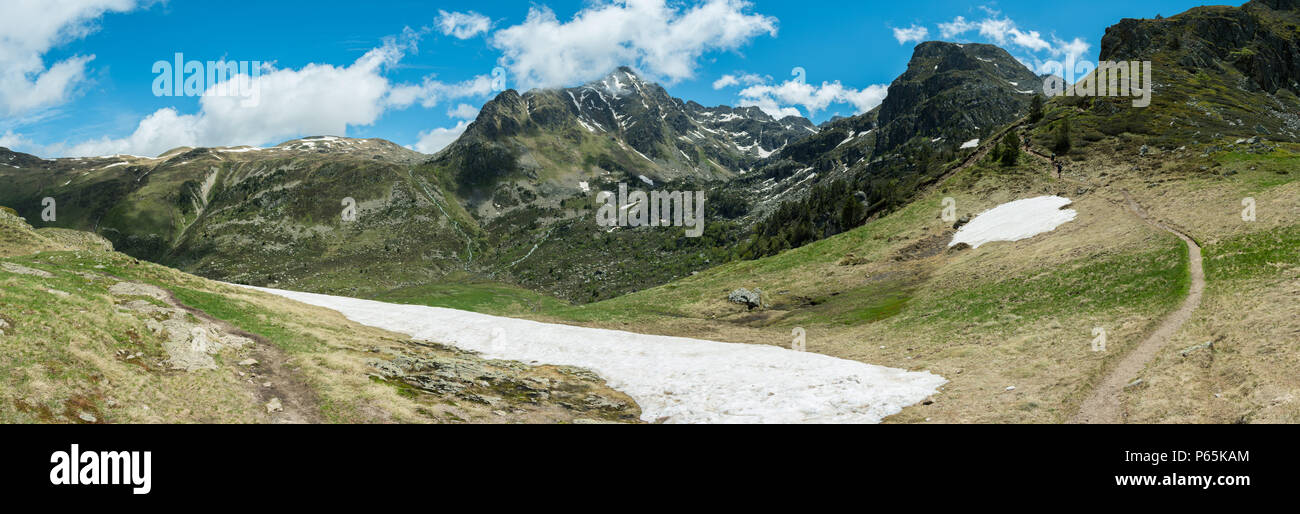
[
  {"xmin": 950, "ymin": 196, "xmax": 1078, "ymax": 249},
  {"xmin": 242, "ymin": 286, "xmax": 947, "ymax": 424}
]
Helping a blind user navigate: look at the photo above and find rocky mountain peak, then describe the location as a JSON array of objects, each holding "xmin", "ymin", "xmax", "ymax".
[
  {"xmin": 873, "ymin": 41, "xmax": 1042, "ymax": 152},
  {"xmin": 444, "ymin": 65, "xmax": 818, "ymax": 193},
  {"xmin": 1248, "ymin": 0, "xmax": 1300, "ymax": 10},
  {"xmin": 588, "ymin": 67, "xmax": 650, "ymax": 98}
]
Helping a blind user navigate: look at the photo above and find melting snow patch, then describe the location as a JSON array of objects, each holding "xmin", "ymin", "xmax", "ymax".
[
  {"xmin": 240, "ymin": 286, "xmax": 947, "ymax": 424},
  {"xmin": 960, "ymin": 139, "xmax": 980, "ymax": 149},
  {"xmin": 950, "ymin": 196, "xmax": 1077, "ymax": 249}
]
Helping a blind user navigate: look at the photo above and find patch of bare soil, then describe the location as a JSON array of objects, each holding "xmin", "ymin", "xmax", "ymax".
[{"xmin": 891, "ymin": 231, "xmax": 955, "ymax": 262}]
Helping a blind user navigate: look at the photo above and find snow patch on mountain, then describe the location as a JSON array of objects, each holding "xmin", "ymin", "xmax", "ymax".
[
  {"xmin": 950, "ymin": 196, "xmax": 1077, "ymax": 249},
  {"xmin": 241, "ymin": 286, "xmax": 948, "ymax": 424}
]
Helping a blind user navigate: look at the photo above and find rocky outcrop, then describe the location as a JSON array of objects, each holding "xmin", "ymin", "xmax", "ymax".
[
  {"xmin": 110, "ymin": 281, "xmax": 253, "ymax": 371},
  {"xmin": 874, "ymin": 42, "xmax": 1043, "ymax": 153},
  {"xmin": 367, "ymin": 350, "xmax": 641, "ymax": 422},
  {"xmin": 1100, "ymin": 2, "xmax": 1300, "ymax": 94}
]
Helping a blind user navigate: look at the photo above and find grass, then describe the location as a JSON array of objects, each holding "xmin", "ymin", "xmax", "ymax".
[
  {"xmin": 1212, "ymin": 146, "xmax": 1300, "ymax": 191},
  {"xmin": 1203, "ymin": 223, "xmax": 1300, "ymax": 282},
  {"xmin": 169, "ymin": 285, "xmax": 323, "ymax": 353},
  {"xmin": 1, "ymin": 207, "xmax": 644, "ymax": 424},
  {"xmin": 0, "ymin": 251, "xmax": 263, "ymax": 424},
  {"xmin": 778, "ymin": 279, "xmax": 917, "ymax": 327},
  {"xmin": 901, "ymin": 240, "xmax": 1189, "ymax": 327}
]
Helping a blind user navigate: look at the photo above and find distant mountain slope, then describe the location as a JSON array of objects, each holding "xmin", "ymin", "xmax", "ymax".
[
  {"xmin": 426, "ymin": 67, "xmax": 814, "ymax": 220},
  {"xmin": 0, "ymin": 138, "xmax": 479, "ymax": 293},
  {"xmin": 0, "ymin": 46, "xmax": 1057, "ymax": 303},
  {"xmin": 724, "ymin": 42, "xmax": 1045, "ymax": 259},
  {"xmin": 0, "ymin": 49, "xmax": 1050, "ymax": 303}
]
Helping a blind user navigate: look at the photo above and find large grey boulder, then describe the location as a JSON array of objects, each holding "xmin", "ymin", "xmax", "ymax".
[{"xmin": 728, "ymin": 288, "xmax": 762, "ymax": 309}]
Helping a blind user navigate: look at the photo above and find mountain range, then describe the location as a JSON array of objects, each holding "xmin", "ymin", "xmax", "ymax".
[{"xmin": 4, "ymin": 0, "xmax": 1300, "ymax": 424}]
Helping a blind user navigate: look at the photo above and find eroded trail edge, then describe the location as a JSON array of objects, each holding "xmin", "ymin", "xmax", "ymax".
[{"xmin": 1070, "ymin": 192, "xmax": 1205, "ymax": 424}]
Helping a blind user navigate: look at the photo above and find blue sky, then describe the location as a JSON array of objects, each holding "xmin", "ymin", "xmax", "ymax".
[{"xmin": 0, "ymin": 0, "xmax": 1217, "ymax": 158}]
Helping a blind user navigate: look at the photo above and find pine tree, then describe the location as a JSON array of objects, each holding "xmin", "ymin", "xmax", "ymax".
[
  {"xmin": 1028, "ymin": 95, "xmax": 1044, "ymax": 124},
  {"xmin": 999, "ymin": 132, "xmax": 1021, "ymax": 166},
  {"xmin": 840, "ymin": 196, "xmax": 864, "ymax": 230},
  {"xmin": 1053, "ymin": 121, "xmax": 1072, "ymax": 155}
]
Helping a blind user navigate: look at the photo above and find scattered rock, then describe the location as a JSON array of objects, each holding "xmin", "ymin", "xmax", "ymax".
[
  {"xmin": 1, "ymin": 262, "xmax": 53, "ymax": 277},
  {"xmin": 1005, "ymin": 386, "xmax": 1016, "ymax": 392},
  {"xmin": 265, "ymin": 398, "xmax": 283, "ymax": 413},
  {"xmin": 728, "ymin": 288, "xmax": 762, "ymax": 309},
  {"xmin": 1180, "ymin": 341, "xmax": 1214, "ymax": 357},
  {"xmin": 1125, "ymin": 379, "xmax": 1145, "ymax": 390},
  {"xmin": 238, "ymin": 358, "xmax": 259, "ymax": 366},
  {"xmin": 46, "ymin": 289, "xmax": 71, "ymax": 297},
  {"xmin": 78, "ymin": 412, "xmax": 97, "ymax": 423},
  {"xmin": 108, "ymin": 282, "xmax": 169, "ymax": 300}
]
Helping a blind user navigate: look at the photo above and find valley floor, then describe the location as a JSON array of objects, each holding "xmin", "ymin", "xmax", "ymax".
[{"xmin": 392, "ymin": 138, "xmax": 1300, "ymax": 424}]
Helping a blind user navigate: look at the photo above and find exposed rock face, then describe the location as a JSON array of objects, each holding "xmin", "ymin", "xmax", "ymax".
[
  {"xmin": 874, "ymin": 42, "xmax": 1044, "ymax": 154},
  {"xmin": 1101, "ymin": 1, "xmax": 1300, "ymax": 94},
  {"xmin": 764, "ymin": 41, "xmax": 1041, "ymax": 185},
  {"xmin": 437, "ymin": 66, "xmax": 817, "ymax": 198}
]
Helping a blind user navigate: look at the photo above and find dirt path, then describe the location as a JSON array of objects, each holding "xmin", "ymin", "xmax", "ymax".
[
  {"xmin": 1069, "ymin": 192, "xmax": 1205, "ymax": 424},
  {"xmin": 164, "ymin": 289, "xmax": 324, "ymax": 424},
  {"xmin": 1019, "ymin": 136, "xmax": 1061, "ymax": 179}
]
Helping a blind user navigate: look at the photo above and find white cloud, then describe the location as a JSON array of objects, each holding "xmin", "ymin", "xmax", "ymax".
[
  {"xmin": 22, "ymin": 35, "xmax": 495, "ymax": 158},
  {"xmin": 491, "ymin": 0, "xmax": 778, "ymax": 90},
  {"xmin": 0, "ymin": 130, "xmax": 32, "ymax": 149},
  {"xmin": 937, "ymin": 16, "xmax": 976, "ymax": 39},
  {"xmin": 737, "ymin": 79, "xmax": 888, "ymax": 119},
  {"xmin": 412, "ymin": 121, "xmax": 470, "ymax": 154},
  {"xmin": 0, "ymin": 0, "xmax": 141, "ymax": 116},
  {"xmin": 447, "ymin": 103, "xmax": 480, "ymax": 120},
  {"xmin": 436, "ymin": 10, "xmax": 492, "ymax": 39},
  {"xmin": 712, "ymin": 72, "xmax": 767, "ymax": 89},
  {"xmin": 892, "ymin": 25, "xmax": 929, "ymax": 45},
  {"xmin": 388, "ymin": 74, "xmax": 495, "ymax": 109},
  {"xmin": 931, "ymin": 10, "xmax": 1092, "ymax": 75}
]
